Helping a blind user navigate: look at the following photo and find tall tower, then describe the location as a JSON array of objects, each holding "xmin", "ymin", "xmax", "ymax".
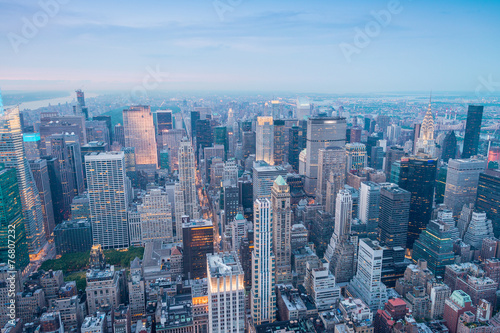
[
  {"xmin": 462, "ymin": 105, "xmax": 484, "ymax": 158},
  {"xmin": 255, "ymin": 117, "xmax": 274, "ymax": 165},
  {"xmin": 416, "ymin": 98, "xmax": 436, "ymax": 157},
  {"xmin": 122, "ymin": 105, "xmax": 158, "ymax": 175},
  {"xmin": 334, "ymin": 189, "xmax": 353, "ymax": 239},
  {"xmin": 138, "ymin": 188, "xmax": 173, "ymax": 243},
  {"xmin": 85, "ymin": 152, "xmax": 129, "ymax": 249},
  {"xmin": 251, "ymin": 198, "xmax": 276, "ymax": 325},
  {"xmin": 0, "ymin": 107, "xmax": 46, "ymax": 254},
  {"xmin": 345, "ymin": 143, "xmax": 368, "ymax": 171},
  {"xmin": 175, "ymin": 138, "xmax": 199, "ymax": 230},
  {"xmin": 358, "ymin": 181, "xmax": 381, "ymax": 233},
  {"xmin": 271, "ymin": 176, "xmax": 292, "ymax": 284},
  {"xmin": 305, "ymin": 116, "xmax": 347, "ymax": 195},
  {"xmin": 316, "ymin": 147, "xmax": 345, "ymax": 209}
]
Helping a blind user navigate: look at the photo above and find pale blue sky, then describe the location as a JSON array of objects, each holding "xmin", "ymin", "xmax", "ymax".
[{"xmin": 0, "ymin": 0, "xmax": 499, "ymax": 93}]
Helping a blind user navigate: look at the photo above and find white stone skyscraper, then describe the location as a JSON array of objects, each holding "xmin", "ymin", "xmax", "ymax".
[
  {"xmin": 358, "ymin": 181, "xmax": 381, "ymax": 233},
  {"xmin": 0, "ymin": 106, "xmax": 46, "ymax": 254},
  {"xmin": 138, "ymin": 188, "xmax": 173, "ymax": 243},
  {"xmin": 207, "ymin": 252, "xmax": 245, "ymax": 333},
  {"xmin": 345, "ymin": 143, "xmax": 368, "ymax": 171},
  {"xmin": 271, "ymin": 176, "xmax": 292, "ymax": 284},
  {"xmin": 255, "ymin": 116, "xmax": 274, "ymax": 165},
  {"xmin": 85, "ymin": 152, "xmax": 129, "ymax": 249},
  {"xmin": 175, "ymin": 137, "xmax": 199, "ymax": 229},
  {"xmin": 251, "ymin": 198, "xmax": 276, "ymax": 325},
  {"xmin": 325, "ymin": 189, "xmax": 353, "ymax": 260},
  {"xmin": 416, "ymin": 100, "xmax": 437, "ymax": 157},
  {"xmin": 304, "ymin": 116, "xmax": 346, "ymax": 195},
  {"xmin": 123, "ymin": 105, "xmax": 158, "ymax": 175}
]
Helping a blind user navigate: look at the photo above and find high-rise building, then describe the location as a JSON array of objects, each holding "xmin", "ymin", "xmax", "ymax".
[
  {"xmin": 138, "ymin": 188, "xmax": 173, "ymax": 243},
  {"xmin": 0, "ymin": 107, "xmax": 46, "ymax": 254},
  {"xmin": 398, "ymin": 155, "xmax": 438, "ymax": 248},
  {"xmin": 195, "ymin": 119, "xmax": 213, "ymax": 162},
  {"xmin": 378, "ymin": 183, "xmax": 411, "ymax": 251},
  {"xmin": 304, "ymin": 116, "xmax": 347, "ymax": 195},
  {"xmin": 463, "ymin": 211, "xmax": 494, "ymax": 249},
  {"xmin": 296, "ymin": 98, "xmax": 310, "ymax": 120},
  {"xmin": 444, "ymin": 157, "xmax": 486, "ymax": 217},
  {"xmin": 441, "ymin": 131, "xmax": 458, "ymax": 162},
  {"xmin": 183, "ymin": 218, "xmax": 214, "ymax": 280},
  {"xmin": 288, "ymin": 125, "xmax": 305, "ymax": 172},
  {"xmin": 443, "ymin": 290, "xmax": 475, "ymax": 333},
  {"xmin": 256, "ymin": 117, "xmax": 274, "ymax": 165},
  {"xmin": 0, "ymin": 166, "xmax": 29, "ymax": 271},
  {"xmin": 29, "ymin": 159, "xmax": 55, "ymax": 238},
  {"xmin": 175, "ymin": 138, "xmax": 199, "ymax": 225},
  {"xmin": 252, "ymin": 161, "xmax": 287, "ymax": 202},
  {"xmin": 114, "ymin": 123, "xmax": 125, "ymax": 147},
  {"xmin": 345, "ymin": 143, "xmax": 367, "ymax": 172},
  {"xmin": 271, "ymin": 176, "xmax": 292, "ymax": 284},
  {"xmin": 416, "ymin": 101, "xmax": 437, "ymax": 157},
  {"xmin": 476, "ymin": 169, "xmax": 500, "ymax": 237},
  {"xmin": 53, "ymin": 219, "xmax": 92, "ymax": 255},
  {"xmin": 207, "ymin": 252, "xmax": 245, "ymax": 333},
  {"xmin": 348, "ymin": 239, "xmax": 388, "ymax": 312},
  {"xmin": 316, "ymin": 147, "xmax": 345, "ymax": 209},
  {"xmin": 412, "ymin": 220, "xmax": 455, "ymax": 277},
  {"xmin": 435, "ymin": 165, "xmax": 448, "ymax": 205},
  {"xmin": 385, "ymin": 146, "xmax": 405, "ymax": 178},
  {"xmin": 273, "ymin": 120, "xmax": 285, "ymax": 166},
  {"xmin": 156, "ymin": 110, "xmax": 173, "ymax": 133},
  {"xmin": 358, "ymin": 181, "xmax": 381, "ymax": 233},
  {"xmin": 462, "ymin": 105, "xmax": 484, "ymax": 159},
  {"xmin": 85, "ymin": 152, "xmax": 129, "ymax": 249},
  {"xmin": 23, "ymin": 133, "xmax": 41, "ymax": 159},
  {"xmin": 250, "ymin": 198, "xmax": 276, "ymax": 325},
  {"xmin": 214, "ymin": 126, "xmax": 228, "ymax": 160},
  {"xmin": 123, "ymin": 105, "xmax": 158, "ymax": 174}
]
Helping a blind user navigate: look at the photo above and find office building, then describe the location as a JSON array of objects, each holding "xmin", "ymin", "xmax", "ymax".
[
  {"xmin": 81, "ymin": 312, "xmax": 107, "ymax": 333},
  {"xmin": 128, "ymin": 259, "xmax": 145, "ymax": 320},
  {"xmin": 358, "ymin": 181, "xmax": 381, "ymax": 233},
  {"xmin": 195, "ymin": 119, "xmax": 213, "ymax": 162},
  {"xmin": 138, "ymin": 188, "xmax": 173, "ymax": 243},
  {"xmin": 476, "ymin": 169, "xmax": 500, "ymax": 237},
  {"xmin": 316, "ymin": 147, "xmax": 346, "ymax": 209},
  {"xmin": 378, "ymin": 183, "xmax": 410, "ymax": 251},
  {"xmin": 273, "ymin": 119, "xmax": 285, "ymax": 165},
  {"xmin": 462, "ymin": 105, "xmax": 484, "ymax": 158},
  {"xmin": 123, "ymin": 105, "xmax": 158, "ymax": 174},
  {"xmin": 271, "ymin": 176, "xmax": 292, "ymax": 284},
  {"xmin": 348, "ymin": 239, "xmax": 388, "ymax": 312},
  {"xmin": 183, "ymin": 218, "xmax": 214, "ymax": 280},
  {"xmin": 441, "ymin": 131, "xmax": 458, "ymax": 162},
  {"xmin": 85, "ymin": 152, "xmax": 129, "ymax": 249},
  {"xmin": 345, "ymin": 143, "xmax": 367, "ymax": 171},
  {"xmin": 0, "ymin": 107, "xmax": 46, "ymax": 254},
  {"xmin": 463, "ymin": 211, "xmax": 494, "ymax": 249},
  {"xmin": 252, "ymin": 161, "xmax": 287, "ymax": 202},
  {"xmin": 157, "ymin": 109, "xmax": 173, "ymax": 133},
  {"xmin": 214, "ymin": 126, "xmax": 228, "ymax": 160},
  {"xmin": 54, "ymin": 219, "xmax": 92, "ymax": 255},
  {"xmin": 23, "ymin": 132, "xmax": 41, "ymax": 159},
  {"xmin": 0, "ymin": 166, "xmax": 29, "ymax": 270},
  {"xmin": 288, "ymin": 125, "xmax": 305, "ymax": 172},
  {"xmin": 29, "ymin": 159, "xmax": 55, "ymax": 238},
  {"xmin": 443, "ymin": 290, "xmax": 475, "ymax": 333},
  {"xmin": 444, "ymin": 157, "xmax": 486, "ymax": 217},
  {"xmin": 175, "ymin": 138, "xmax": 199, "ymax": 226},
  {"xmin": 296, "ymin": 98, "xmax": 310, "ymax": 120},
  {"xmin": 250, "ymin": 198, "xmax": 276, "ymax": 325},
  {"xmin": 304, "ymin": 260, "xmax": 341, "ymax": 311},
  {"xmin": 114, "ymin": 123, "xmax": 125, "ymax": 147},
  {"xmin": 256, "ymin": 116, "xmax": 274, "ymax": 165},
  {"xmin": 415, "ymin": 101, "xmax": 437, "ymax": 156},
  {"xmin": 412, "ymin": 219, "xmax": 455, "ymax": 277},
  {"xmin": 86, "ymin": 265, "xmax": 124, "ymax": 314},
  {"xmin": 304, "ymin": 116, "xmax": 347, "ymax": 195},
  {"xmin": 207, "ymin": 252, "xmax": 245, "ymax": 333},
  {"xmin": 398, "ymin": 155, "xmax": 438, "ymax": 248},
  {"xmin": 385, "ymin": 146, "xmax": 405, "ymax": 178}
]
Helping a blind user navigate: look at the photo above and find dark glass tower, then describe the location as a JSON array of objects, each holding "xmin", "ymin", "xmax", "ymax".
[
  {"xmin": 182, "ymin": 218, "xmax": 214, "ymax": 280},
  {"xmin": 476, "ymin": 169, "xmax": 500, "ymax": 237},
  {"xmin": 195, "ymin": 119, "xmax": 212, "ymax": 162},
  {"xmin": 288, "ymin": 126, "xmax": 304, "ymax": 172},
  {"xmin": 156, "ymin": 110, "xmax": 173, "ymax": 133},
  {"xmin": 435, "ymin": 165, "xmax": 448, "ymax": 205},
  {"xmin": 398, "ymin": 155, "xmax": 438, "ymax": 249},
  {"xmin": 190, "ymin": 110, "xmax": 200, "ymax": 138},
  {"xmin": 273, "ymin": 120, "xmax": 285, "ymax": 166},
  {"xmin": 441, "ymin": 131, "xmax": 457, "ymax": 163},
  {"xmin": 213, "ymin": 126, "xmax": 228, "ymax": 160},
  {"xmin": 462, "ymin": 105, "xmax": 484, "ymax": 158},
  {"xmin": 0, "ymin": 165, "xmax": 29, "ymax": 271}
]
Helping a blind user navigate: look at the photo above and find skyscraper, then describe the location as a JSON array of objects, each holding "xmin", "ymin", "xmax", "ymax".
[
  {"xmin": 123, "ymin": 105, "xmax": 158, "ymax": 174},
  {"xmin": 175, "ymin": 138, "xmax": 199, "ymax": 227},
  {"xmin": 305, "ymin": 116, "xmax": 347, "ymax": 195},
  {"xmin": 358, "ymin": 181, "xmax": 381, "ymax": 233},
  {"xmin": 416, "ymin": 101, "xmax": 436, "ymax": 157},
  {"xmin": 476, "ymin": 169, "xmax": 500, "ymax": 237},
  {"xmin": 29, "ymin": 159, "xmax": 55, "ymax": 238},
  {"xmin": 138, "ymin": 188, "xmax": 173, "ymax": 243},
  {"xmin": 385, "ymin": 146, "xmax": 405, "ymax": 178},
  {"xmin": 182, "ymin": 218, "xmax": 214, "ymax": 280},
  {"xmin": 0, "ymin": 165, "xmax": 29, "ymax": 271},
  {"xmin": 462, "ymin": 105, "xmax": 484, "ymax": 158},
  {"xmin": 0, "ymin": 107, "xmax": 46, "ymax": 254},
  {"xmin": 251, "ymin": 198, "xmax": 276, "ymax": 325},
  {"xmin": 441, "ymin": 131, "xmax": 457, "ymax": 162},
  {"xmin": 271, "ymin": 176, "xmax": 292, "ymax": 284},
  {"xmin": 398, "ymin": 155, "xmax": 438, "ymax": 249},
  {"xmin": 288, "ymin": 125, "xmax": 305, "ymax": 172},
  {"xmin": 444, "ymin": 157, "xmax": 486, "ymax": 217},
  {"xmin": 207, "ymin": 252, "xmax": 245, "ymax": 333},
  {"xmin": 316, "ymin": 147, "xmax": 346, "ymax": 209},
  {"xmin": 273, "ymin": 120, "xmax": 285, "ymax": 166},
  {"xmin": 85, "ymin": 152, "xmax": 129, "ymax": 249},
  {"xmin": 252, "ymin": 161, "xmax": 287, "ymax": 202},
  {"xmin": 255, "ymin": 116, "xmax": 274, "ymax": 165},
  {"xmin": 378, "ymin": 183, "xmax": 410, "ymax": 252},
  {"xmin": 348, "ymin": 239, "xmax": 388, "ymax": 312},
  {"xmin": 345, "ymin": 143, "xmax": 368, "ymax": 172},
  {"xmin": 156, "ymin": 110, "xmax": 173, "ymax": 133}
]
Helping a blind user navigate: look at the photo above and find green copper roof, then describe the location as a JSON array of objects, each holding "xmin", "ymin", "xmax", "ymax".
[
  {"xmin": 275, "ymin": 175, "xmax": 287, "ymax": 186},
  {"xmin": 235, "ymin": 213, "xmax": 244, "ymax": 220}
]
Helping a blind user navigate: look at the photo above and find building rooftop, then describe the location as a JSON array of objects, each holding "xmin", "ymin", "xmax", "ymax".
[
  {"xmin": 82, "ymin": 312, "xmax": 106, "ymax": 329},
  {"xmin": 207, "ymin": 252, "xmax": 243, "ymax": 277}
]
